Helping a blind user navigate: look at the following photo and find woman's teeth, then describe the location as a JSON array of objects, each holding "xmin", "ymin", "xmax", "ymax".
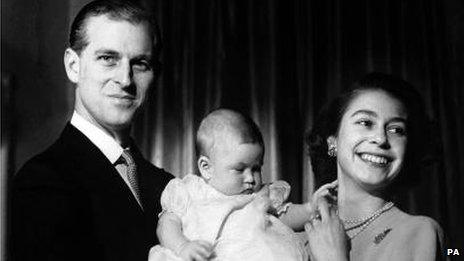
[{"xmin": 360, "ymin": 154, "xmax": 389, "ymax": 164}]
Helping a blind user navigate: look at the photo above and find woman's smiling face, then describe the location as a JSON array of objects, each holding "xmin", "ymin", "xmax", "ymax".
[{"xmin": 330, "ymin": 89, "xmax": 408, "ymax": 191}]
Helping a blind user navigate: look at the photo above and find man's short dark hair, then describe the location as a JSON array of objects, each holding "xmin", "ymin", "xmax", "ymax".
[{"xmin": 69, "ymin": 0, "xmax": 161, "ymax": 56}]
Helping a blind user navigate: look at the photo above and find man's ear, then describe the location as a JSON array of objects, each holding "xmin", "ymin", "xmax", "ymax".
[
  {"xmin": 64, "ymin": 48, "xmax": 80, "ymax": 83},
  {"xmin": 197, "ymin": 156, "xmax": 212, "ymax": 180}
]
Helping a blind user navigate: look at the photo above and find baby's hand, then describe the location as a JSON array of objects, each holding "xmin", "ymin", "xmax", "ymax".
[{"xmin": 177, "ymin": 240, "xmax": 213, "ymax": 261}]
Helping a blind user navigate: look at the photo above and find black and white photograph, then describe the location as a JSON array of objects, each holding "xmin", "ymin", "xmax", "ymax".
[{"xmin": 1, "ymin": 0, "xmax": 463, "ymax": 260}]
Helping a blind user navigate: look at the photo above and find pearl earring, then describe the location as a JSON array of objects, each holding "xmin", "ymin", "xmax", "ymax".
[{"xmin": 328, "ymin": 144, "xmax": 337, "ymax": 157}]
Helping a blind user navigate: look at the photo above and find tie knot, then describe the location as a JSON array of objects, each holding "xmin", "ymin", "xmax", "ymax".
[{"xmin": 121, "ymin": 149, "xmax": 135, "ymax": 166}]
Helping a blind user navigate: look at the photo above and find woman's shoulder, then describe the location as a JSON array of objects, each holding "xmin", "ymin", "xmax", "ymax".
[
  {"xmin": 389, "ymin": 207, "xmax": 444, "ymax": 245},
  {"xmin": 380, "ymin": 207, "xmax": 447, "ymax": 260},
  {"xmin": 393, "ymin": 208, "xmax": 442, "ymax": 232}
]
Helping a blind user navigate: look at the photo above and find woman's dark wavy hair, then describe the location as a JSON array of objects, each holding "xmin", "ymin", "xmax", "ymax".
[{"xmin": 306, "ymin": 72, "xmax": 430, "ymax": 193}]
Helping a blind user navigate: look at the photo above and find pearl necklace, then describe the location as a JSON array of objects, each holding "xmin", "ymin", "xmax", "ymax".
[{"xmin": 343, "ymin": 202, "xmax": 394, "ymax": 240}]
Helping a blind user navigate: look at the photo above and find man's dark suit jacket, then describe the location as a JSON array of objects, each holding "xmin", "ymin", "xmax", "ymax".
[{"xmin": 10, "ymin": 123, "xmax": 173, "ymax": 261}]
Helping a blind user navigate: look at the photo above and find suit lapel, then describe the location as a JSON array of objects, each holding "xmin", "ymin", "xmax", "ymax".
[{"xmin": 60, "ymin": 123, "xmax": 144, "ymax": 215}]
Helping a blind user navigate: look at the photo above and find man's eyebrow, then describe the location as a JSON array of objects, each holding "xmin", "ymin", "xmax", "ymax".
[
  {"xmin": 350, "ymin": 109, "xmax": 377, "ymax": 118},
  {"xmin": 94, "ymin": 49, "xmax": 120, "ymax": 56},
  {"xmin": 132, "ymin": 54, "xmax": 153, "ymax": 61}
]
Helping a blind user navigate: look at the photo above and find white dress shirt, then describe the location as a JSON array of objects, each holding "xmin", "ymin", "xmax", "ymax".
[{"xmin": 70, "ymin": 111, "xmax": 142, "ymax": 207}]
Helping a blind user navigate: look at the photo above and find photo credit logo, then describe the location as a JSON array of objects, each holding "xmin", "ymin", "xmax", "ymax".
[{"xmin": 447, "ymin": 249, "xmax": 460, "ymax": 256}]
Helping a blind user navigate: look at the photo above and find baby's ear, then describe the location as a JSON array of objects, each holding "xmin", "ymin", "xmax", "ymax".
[{"xmin": 197, "ymin": 156, "xmax": 212, "ymax": 180}]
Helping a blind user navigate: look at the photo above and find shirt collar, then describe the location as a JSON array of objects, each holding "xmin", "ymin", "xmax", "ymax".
[{"xmin": 70, "ymin": 111, "xmax": 124, "ymax": 164}]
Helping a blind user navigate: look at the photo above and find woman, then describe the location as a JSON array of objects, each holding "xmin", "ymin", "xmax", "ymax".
[{"xmin": 305, "ymin": 72, "xmax": 446, "ymax": 261}]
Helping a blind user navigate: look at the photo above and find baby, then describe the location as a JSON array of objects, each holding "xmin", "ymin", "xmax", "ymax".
[{"xmin": 149, "ymin": 109, "xmax": 322, "ymax": 261}]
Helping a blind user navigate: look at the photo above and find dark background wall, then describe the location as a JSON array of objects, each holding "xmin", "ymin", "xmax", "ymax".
[
  {"xmin": 2, "ymin": 0, "xmax": 73, "ymax": 172},
  {"xmin": 2, "ymin": 0, "xmax": 463, "ymax": 257},
  {"xmin": 1, "ymin": 1, "xmax": 86, "ymax": 258}
]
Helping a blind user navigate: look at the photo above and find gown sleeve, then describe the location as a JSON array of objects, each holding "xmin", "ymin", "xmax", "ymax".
[
  {"xmin": 269, "ymin": 180, "xmax": 292, "ymax": 216},
  {"xmin": 159, "ymin": 178, "xmax": 190, "ymax": 219}
]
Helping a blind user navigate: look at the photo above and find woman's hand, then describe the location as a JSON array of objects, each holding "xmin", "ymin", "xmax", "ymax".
[
  {"xmin": 177, "ymin": 240, "xmax": 213, "ymax": 261},
  {"xmin": 305, "ymin": 197, "xmax": 349, "ymax": 261},
  {"xmin": 303, "ymin": 180, "xmax": 338, "ymax": 220},
  {"xmin": 312, "ymin": 180, "xmax": 338, "ymax": 206}
]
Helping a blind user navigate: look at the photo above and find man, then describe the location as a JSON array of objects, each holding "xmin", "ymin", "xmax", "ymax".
[{"xmin": 9, "ymin": 1, "xmax": 172, "ymax": 260}]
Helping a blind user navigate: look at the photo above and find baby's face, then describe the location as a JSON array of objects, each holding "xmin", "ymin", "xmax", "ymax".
[{"xmin": 208, "ymin": 140, "xmax": 263, "ymax": 196}]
